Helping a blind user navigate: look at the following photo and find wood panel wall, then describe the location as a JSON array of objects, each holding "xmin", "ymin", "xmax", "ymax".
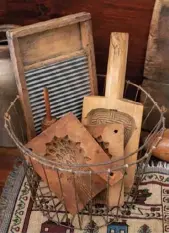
[{"xmin": 0, "ymin": 0, "xmax": 155, "ymax": 86}]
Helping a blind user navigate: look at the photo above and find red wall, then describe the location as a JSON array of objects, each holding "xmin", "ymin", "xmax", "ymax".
[{"xmin": 0, "ymin": 0, "xmax": 155, "ymax": 86}]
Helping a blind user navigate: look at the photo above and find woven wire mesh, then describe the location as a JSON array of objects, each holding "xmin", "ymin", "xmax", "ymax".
[{"xmin": 4, "ymin": 81, "xmax": 165, "ymax": 231}]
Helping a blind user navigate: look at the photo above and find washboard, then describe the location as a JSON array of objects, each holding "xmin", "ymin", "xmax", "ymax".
[{"xmin": 7, "ymin": 12, "xmax": 97, "ymax": 139}]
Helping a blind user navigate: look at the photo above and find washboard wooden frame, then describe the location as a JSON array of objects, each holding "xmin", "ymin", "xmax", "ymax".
[{"xmin": 7, "ymin": 12, "xmax": 97, "ymax": 139}]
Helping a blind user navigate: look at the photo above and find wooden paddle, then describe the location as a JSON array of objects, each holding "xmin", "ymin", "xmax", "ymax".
[{"xmin": 82, "ymin": 32, "xmax": 144, "ymax": 191}]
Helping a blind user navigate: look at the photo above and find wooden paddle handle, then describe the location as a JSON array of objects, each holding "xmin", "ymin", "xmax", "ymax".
[
  {"xmin": 43, "ymin": 87, "xmax": 52, "ymax": 121},
  {"xmin": 145, "ymin": 129, "xmax": 169, "ymax": 162},
  {"xmin": 105, "ymin": 32, "xmax": 129, "ymax": 99}
]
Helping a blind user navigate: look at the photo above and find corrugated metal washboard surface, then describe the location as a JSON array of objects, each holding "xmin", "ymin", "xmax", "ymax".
[{"xmin": 25, "ymin": 55, "xmax": 91, "ymax": 134}]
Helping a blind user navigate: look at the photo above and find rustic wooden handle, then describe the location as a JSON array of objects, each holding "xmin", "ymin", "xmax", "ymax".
[
  {"xmin": 43, "ymin": 87, "xmax": 52, "ymax": 121},
  {"xmin": 105, "ymin": 32, "xmax": 129, "ymax": 100},
  {"xmin": 145, "ymin": 129, "xmax": 169, "ymax": 162}
]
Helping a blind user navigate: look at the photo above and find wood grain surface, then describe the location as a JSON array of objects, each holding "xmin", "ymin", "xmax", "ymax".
[
  {"xmin": 144, "ymin": 0, "xmax": 169, "ymax": 82},
  {"xmin": 83, "ymin": 33, "xmax": 144, "ymax": 191},
  {"xmin": 0, "ymin": 0, "xmax": 156, "ymax": 88},
  {"xmin": 0, "ymin": 0, "xmax": 157, "ymax": 198},
  {"xmin": 145, "ymin": 129, "xmax": 169, "ymax": 161},
  {"xmin": 141, "ymin": 79, "xmax": 169, "ymax": 130},
  {"xmin": 26, "ymin": 112, "xmax": 123, "ymax": 214},
  {"xmin": 87, "ymin": 123, "xmax": 124, "ymax": 207},
  {"xmin": 142, "ymin": 0, "xmax": 169, "ymax": 131},
  {"xmin": 7, "ymin": 12, "xmax": 97, "ymax": 139}
]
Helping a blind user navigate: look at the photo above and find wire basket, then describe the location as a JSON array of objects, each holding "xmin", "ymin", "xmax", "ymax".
[{"xmin": 4, "ymin": 81, "xmax": 165, "ymax": 231}]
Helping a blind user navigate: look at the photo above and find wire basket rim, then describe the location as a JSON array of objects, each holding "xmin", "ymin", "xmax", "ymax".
[{"xmin": 4, "ymin": 81, "xmax": 166, "ymax": 173}]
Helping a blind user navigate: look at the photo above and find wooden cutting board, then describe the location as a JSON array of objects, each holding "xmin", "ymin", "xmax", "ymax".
[
  {"xmin": 25, "ymin": 112, "xmax": 122, "ymax": 214},
  {"xmin": 86, "ymin": 123, "xmax": 124, "ymax": 207},
  {"xmin": 82, "ymin": 32, "xmax": 144, "ymax": 191}
]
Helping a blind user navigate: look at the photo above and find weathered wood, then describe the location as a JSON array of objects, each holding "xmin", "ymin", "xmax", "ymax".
[
  {"xmin": 41, "ymin": 87, "xmax": 56, "ymax": 131},
  {"xmin": 19, "ymin": 24, "xmax": 81, "ymax": 66},
  {"xmin": 82, "ymin": 32, "xmax": 144, "ymax": 191},
  {"xmin": 26, "ymin": 113, "xmax": 122, "ymax": 214},
  {"xmin": 86, "ymin": 124, "xmax": 124, "ymax": 158},
  {"xmin": 145, "ymin": 129, "xmax": 169, "ymax": 161},
  {"xmin": 143, "ymin": 0, "xmax": 169, "ymax": 132},
  {"xmin": 24, "ymin": 50, "xmax": 85, "ymax": 71},
  {"xmin": 7, "ymin": 35, "xmax": 35, "ymax": 139},
  {"xmin": 87, "ymin": 123, "xmax": 124, "ymax": 207},
  {"xmin": 7, "ymin": 12, "xmax": 97, "ymax": 139},
  {"xmin": 80, "ymin": 19, "xmax": 98, "ymax": 94},
  {"xmin": 141, "ymin": 79, "xmax": 169, "ymax": 130},
  {"xmin": 8, "ymin": 12, "xmax": 91, "ymax": 38},
  {"xmin": 144, "ymin": 0, "xmax": 169, "ymax": 83},
  {"xmin": 105, "ymin": 33, "xmax": 127, "ymax": 100},
  {"xmin": 151, "ymin": 137, "xmax": 169, "ymax": 161}
]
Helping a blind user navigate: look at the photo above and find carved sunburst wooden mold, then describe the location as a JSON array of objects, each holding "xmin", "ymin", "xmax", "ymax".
[
  {"xmin": 95, "ymin": 135, "xmax": 111, "ymax": 159},
  {"xmin": 44, "ymin": 135, "xmax": 91, "ymax": 165}
]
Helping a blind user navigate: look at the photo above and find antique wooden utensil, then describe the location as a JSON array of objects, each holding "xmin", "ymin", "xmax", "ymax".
[
  {"xmin": 82, "ymin": 32, "xmax": 144, "ymax": 191},
  {"xmin": 26, "ymin": 112, "xmax": 123, "ymax": 214},
  {"xmin": 87, "ymin": 123, "xmax": 124, "ymax": 207},
  {"xmin": 41, "ymin": 87, "xmax": 56, "ymax": 131},
  {"xmin": 7, "ymin": 12, "xmax": 98, "ymax": 139},
  {"xmin": 145, "ymin": 129, "xmax": 169, "ymax": 162}
]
